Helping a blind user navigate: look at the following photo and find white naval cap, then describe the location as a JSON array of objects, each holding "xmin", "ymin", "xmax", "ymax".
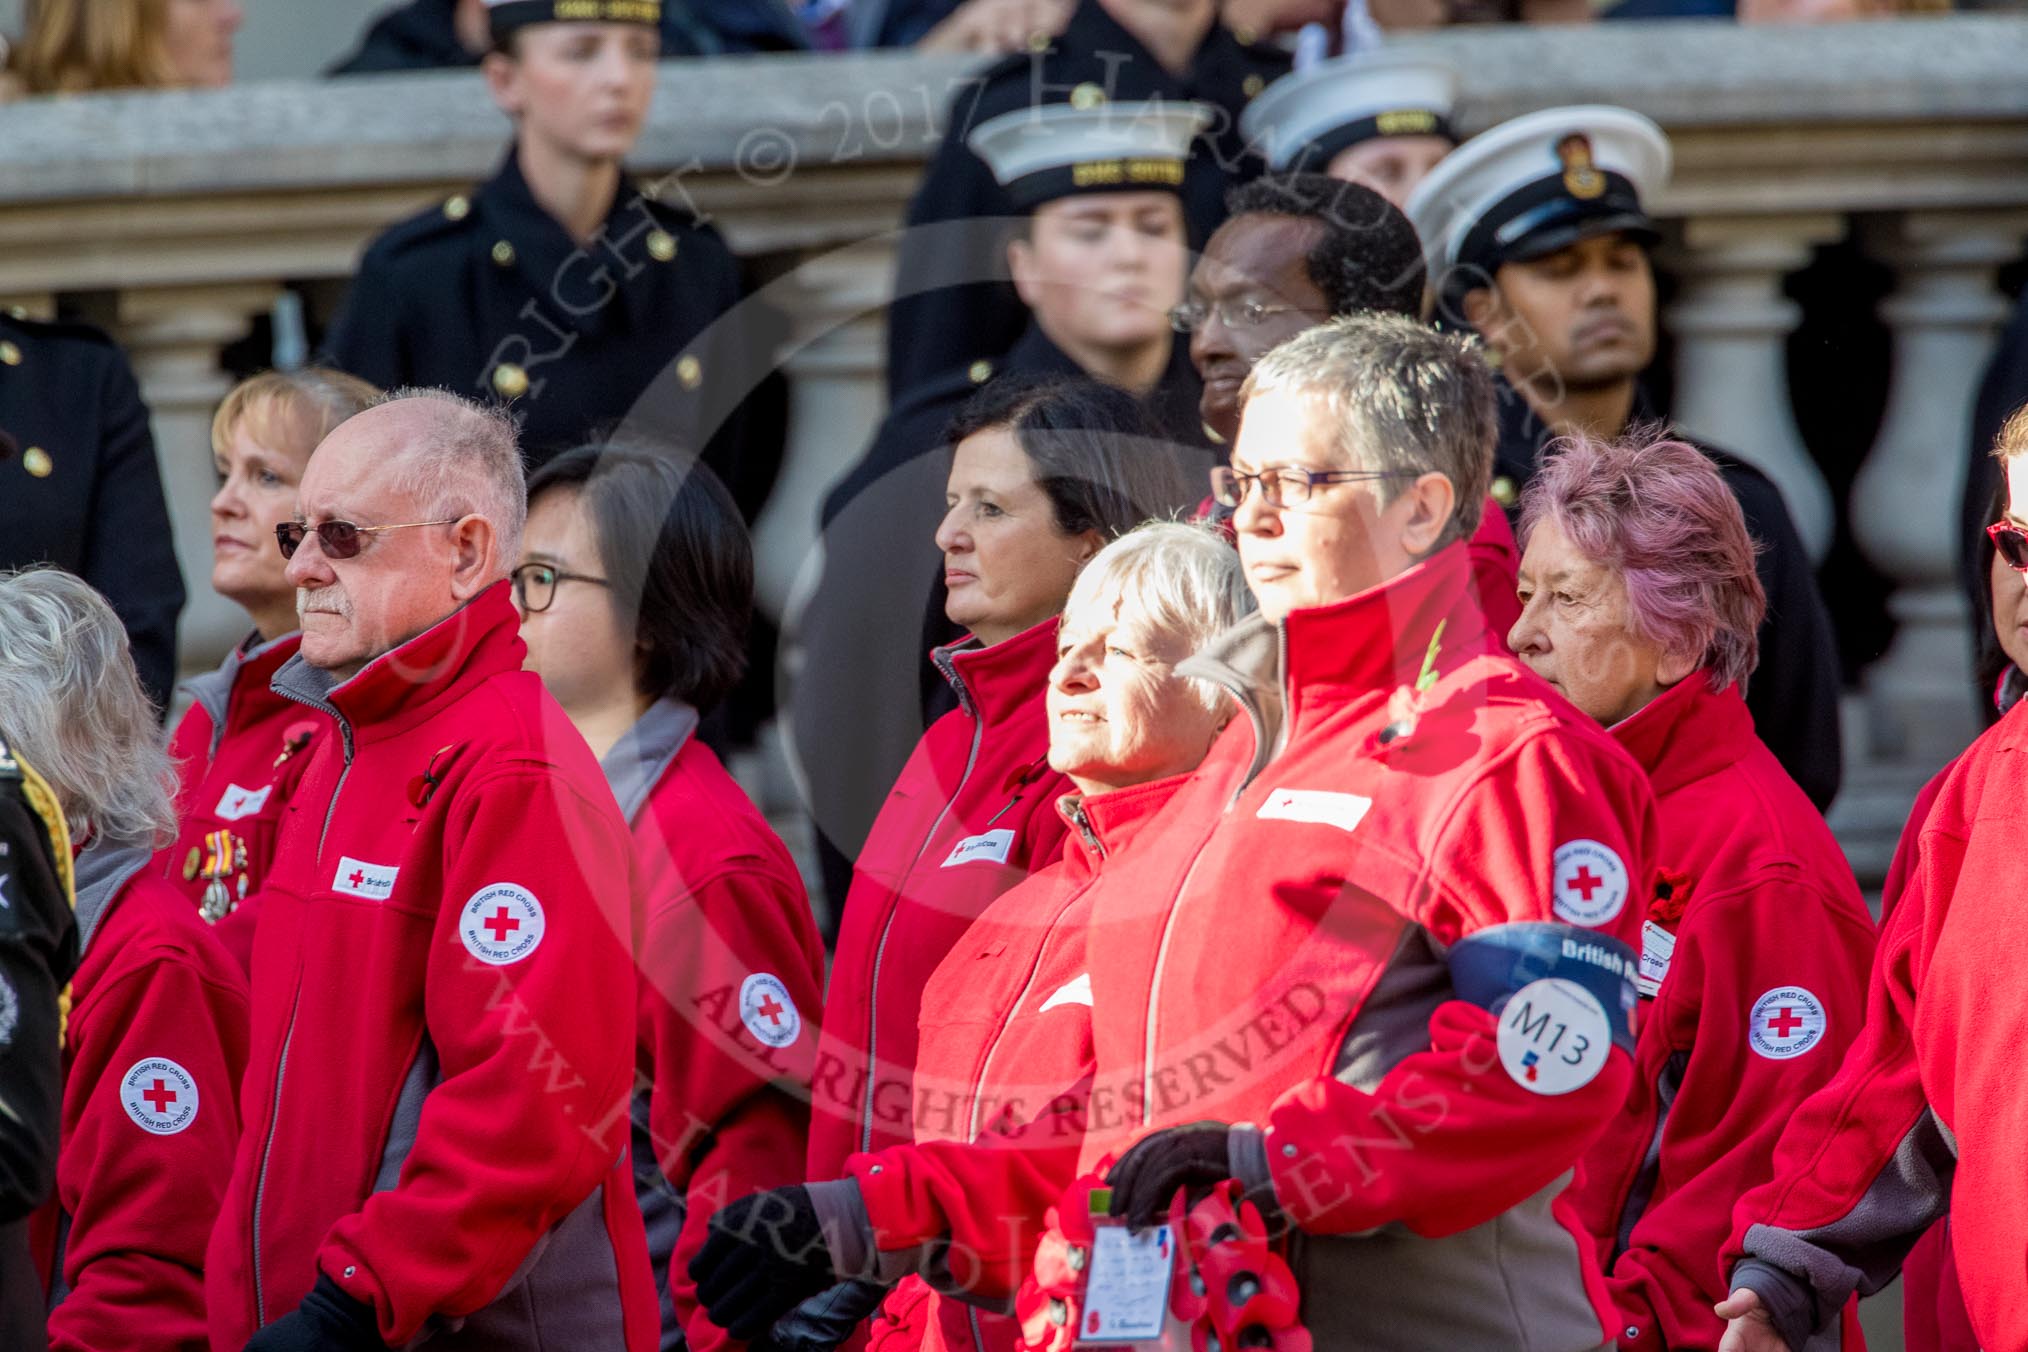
[
  {"xmin": 486, "ymin": 0, "xmax": 661, "ymax": 42},
  {"xmin": 1406, "ymin": 104, "xmax": 1671, "ymax": 300},
  {"xmin": 967, "ymin": 101, "xmax": 1213, "ymax": 211},
  {"xmin": 1240, "ymin": 51, "xmax": 1461, "ymax": 173}
]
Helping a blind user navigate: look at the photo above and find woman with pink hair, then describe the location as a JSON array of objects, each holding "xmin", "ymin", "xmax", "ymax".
[{"xmin": 1508, "ymin": 432, "xmax": 1876, "ymax": 1352}]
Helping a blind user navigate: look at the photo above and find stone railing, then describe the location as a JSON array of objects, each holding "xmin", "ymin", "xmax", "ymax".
[{"xmin": 3, "ymin": 15, "xmax": 2026, "ymax": 874}]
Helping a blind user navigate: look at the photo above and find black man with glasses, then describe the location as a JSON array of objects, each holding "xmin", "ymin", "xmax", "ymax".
[{"xmin": 207, "ymin": 390, "xmax": 656, "ymax": 1352}]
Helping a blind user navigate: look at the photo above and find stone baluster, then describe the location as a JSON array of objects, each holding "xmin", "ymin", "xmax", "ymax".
[
  {"xmin": 1663, "ymin": 213, "xmax": 1847, "ymax": 563},
  {"xmin": 116, "ymin": 283, "xmax": 282, "ymax": 677}
]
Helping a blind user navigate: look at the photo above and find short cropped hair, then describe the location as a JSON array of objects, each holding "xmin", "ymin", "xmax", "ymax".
[
  {"xmin": 212, "ymin": 368, "xmax": 381, "ymax": 464},
  {"xmin": 1519, "ymin": 430, "xmax": 1766, "ymax": 692},
  {"xmin": 1224, "ymin": 173, "xmax": 1427, "ymax": 320},
  {"xmin": 374, "ymin": 387, "xmax": 528, "ymax": 574},
  {"xmin": 1241, "ymin": 312, "xmax": 1495, "ymax": 542},
  {"xmin": 944, "ymin": 375, "xmax": 1196, "ymax": 540},
  {"xmin": 1995, "ymin": 402, "xmax": 2028, "ymax": 463},
  {"xmin": 1064, "ymin": 521, "xmax": 1255, "ymax": 716},
  {"xmin": 526, "ymin": 444, "xmax": 753, "ymax": 712},
  {"xmin": 0, "ymin": 570, "xmax": 177, "ymax": 849}
]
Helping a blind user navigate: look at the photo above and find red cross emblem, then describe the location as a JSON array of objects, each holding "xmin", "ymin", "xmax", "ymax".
[
  {"xmin": 484, "ymin": 907, "xmax": 521, "ymax": 943},
  {"xmin": 1566, "ymin": 866, "xmax": 1604, "ymax": 902},
  {"xmin": 348, "ymin": 868, "xmax": 366, "ymax": 888},
  {"xmin": 757, "ymin": 994, "xmax": 786, "ymax": 1026},
  {"xmin": 1765, "ymin": 1006, "xmax": 1805, "ymax": 1040},
  {"xmin": 142, "ymin": 1079, "xmax": 178, "ymax": 1115}
]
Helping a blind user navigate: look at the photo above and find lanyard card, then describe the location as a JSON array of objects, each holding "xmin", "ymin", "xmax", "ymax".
[{"xmin": 1074, "ymin": 1189, "xmax": 1175, "ymax": 1347}]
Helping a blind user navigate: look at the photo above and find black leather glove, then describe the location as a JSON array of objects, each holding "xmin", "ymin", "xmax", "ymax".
[
  {"xmin": 1106, "ymin": 1121, "xmax": 1234, "ymax": 1230},
  {"xmin": 242, "ymin": 1273, "xmax": 384, "ymax": 1351},
  {"xmin": 689, "ymin": 1186, "xmax": 838, "ymax": 1343}
]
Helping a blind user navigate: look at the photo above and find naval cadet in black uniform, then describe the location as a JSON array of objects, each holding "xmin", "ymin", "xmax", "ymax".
[
  {"xmin": 792, "ymin": 97, "xmax": 1213, "ymax": 928},
  {"xmin": 0, "ymin": 313, "xmax": 185, "ymax": 714},
  {"xmin": 1408, "ymin": 104, "xmax": 1844, "ymax": 809},
  {"xmin": 322, "ymin": 0, "xmax": 756, "ymax": 480},
  {"xmin": 884, "ymin": 0, "xmax": 1288, "ymax": 402}
]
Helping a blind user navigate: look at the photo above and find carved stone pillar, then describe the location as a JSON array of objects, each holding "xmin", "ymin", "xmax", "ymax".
[
  {"xmin": 1849, "ymin": 210, "xmax": 2028, "ymax": 771},
  {"xmin": 1664, "ymin": 213, "xmax": 1846, "ymax": 563},
  {"xmin": 116, "ymin": 284, "xmax": 280, "ymax": 677}
]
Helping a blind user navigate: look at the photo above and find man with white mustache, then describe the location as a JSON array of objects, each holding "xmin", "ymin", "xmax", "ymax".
[{"xmin": 205, "ymin": 389, "xmax": 656, "ymax": 1352}]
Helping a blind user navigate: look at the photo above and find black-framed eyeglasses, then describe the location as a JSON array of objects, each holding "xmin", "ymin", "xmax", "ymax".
[
  {"xmin": 1168, "ymin": 298, "xmax": 1315, "ymax": 333},
  {"xmin": 1210, "ymin": 465, "xmax": 1418, "ymax": 510},
  {"xmin": 512, "ymin": 561, "xmax": 612, "ymax": 614},
  {"xmin": 275, "ymin": 518, "xmax": 459, "ymax": 560},
  {"xmin": 1989, "ymin": 521, "xmax": 2028, "ymax": 573}
]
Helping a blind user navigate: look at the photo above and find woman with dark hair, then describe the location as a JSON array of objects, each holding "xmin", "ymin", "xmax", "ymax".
[
  {"xmin": 517, "ymin": 444, "xmax": 826, "ymax": 1352},
  {"xmin": 754, "ymin": 375, "xmax": 1193, "ymax": 1352}
]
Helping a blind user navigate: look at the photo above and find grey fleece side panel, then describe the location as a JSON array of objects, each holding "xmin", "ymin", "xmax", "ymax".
[
  {"xmin": 806, "ymin": 1176, "xmax": 877, "ymax": 1280},
  {"xmin": 370, "ymin": 1036, "xmax": 440, "ymax": 1194},
  {"xmin": 1728, "ymin": 1258, "xmax": 1827, "ymax": 1352},
  {"xmin": 1613, "ymin": 1048, "xmax": 1689, "ymax": 1260},
  {"xmin": 1332, "ymin": 924, "xmax": 1453, "ymax": 1092},
  {"xmin": 180, "ymin": 653, "xmax": 240, "ymax": 761},
  {"xmin": 1295, "ymin": 1176, "xmax": 1606, "ymax": 1352},
  {"xmin": 631, "ymin": 1091, "xmax": 691, "ymax": 1352},
  {"xmin": 71, "ymin": 841, "xmax": 153, "ymax": 954},
  {"xmin": 421, "ymin": 1185, "xmax": 630, "ymax": 1350},
  {"xmin": 1739, "ymin": 1105, "xmax": 1957, "ymax": 1321},
  {"xmin": 601, "ymin": 699, "xmax": 700, "ymax": 826}
]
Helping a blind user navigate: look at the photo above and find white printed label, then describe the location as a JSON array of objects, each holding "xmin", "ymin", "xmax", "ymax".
[
  {"xmin": 1637, "ymin": 921, "xmax": 1676, "ymax": 998},
  {"xmin": 213, "ymin": 782, "xmax": 273, "ymax": 821},
  {"xmin": 942, "ymin": 829, "xmax": 1016, "ymax": 869},
  {"xmin": 739, "ymin": 972, "xmax": 803, "ymax": 1048},
  {"xmin": 1497, "ymin": 978, "xmax": 1612, "ymax": 1096},
  {"xmin": 332, "ymin": 856, "xmax": 399, "ymax": 901},
  {"xmin": 1552, "ymin": 839, "xmax": 1629, "ymax": 928},
  {"xmin": 1256, "ymin": 788, "xmax": 1373, "ymax": 834},
  {"xmin": 1076, "ymin": 1223, "xmax": 1174, "ymax": 1344},
  {"xmin": 460, "ymin": 882, "xmax": 546, "ymax": 965},
  {"xmin": 1748, "ymin": 986, "xmax": 1828, "ymax": 1060},
  {"xmin": 121, "ymin": 1057, "xmax": 200, "ymax": 1135},
  {"xmin": 1040, "ymin": 973, "xmax": 1093, "ymax": 1013}
]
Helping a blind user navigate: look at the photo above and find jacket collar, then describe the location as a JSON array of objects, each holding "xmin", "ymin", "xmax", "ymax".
[
  {"xmin": 932, "ymin": 616, "xmax": 1060, "ymax": 728},
  {"xmin": 1057, "ymin": 771, "xmax": 1189, "ymax": 877},
  {"xmin": 181, "ymin": 630, "xmax": 302, "ymax": 756},
  {"xmin": 73, "ymin": 838, "xmax": 153, "ymax": 954},
  {"xmin": 270, "ymin": 581, "xmax": 526, "ymax": 746},
  {"xmin": 1494, "ymin": 374, "xmax": 1662, "ymax": 484},
  {"xmin": 600, "ymin": 697, "xmax": 700, "ymax": 825},
  {"xmin": 1180, "ymin": 543, "xmax": 1490, "ymax": 780},
  {"xmin": 1608, "ymin": 668, "xmax": 1755, "ymax": 799}
]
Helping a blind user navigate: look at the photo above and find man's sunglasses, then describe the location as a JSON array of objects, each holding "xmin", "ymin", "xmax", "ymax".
[
  {"xmin": 1989, "ymin": 521, "xmax": 2028, "ymax": 573},
  {"xmin": 275, "ymin": 518, "xmax": 459, "ymax": 561}
]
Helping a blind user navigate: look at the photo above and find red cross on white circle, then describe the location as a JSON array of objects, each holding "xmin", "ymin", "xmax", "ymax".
[
  {"xmin": 484, "ymin": 907, "xmax": 521, "ymax": 943},
  {"xmin": 1765, "ymin": 1006, "xmax": 1805, "ymax": 1039},
  {"xmin": 757, "ymin": 994, "xmax": 786, "ymax": 1026},
  {"xmin": 1567, "ymin": 866, "xmax": 1604, "ymax": 902},
  {"xmin": 143, "ymin": 1079, "xmax": 177, "ymax": 1115}
]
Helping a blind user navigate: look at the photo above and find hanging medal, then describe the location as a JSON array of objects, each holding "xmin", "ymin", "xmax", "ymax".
[{"xmin": 197, "ymin": 827, "xmax": 249, "ymax": 923}]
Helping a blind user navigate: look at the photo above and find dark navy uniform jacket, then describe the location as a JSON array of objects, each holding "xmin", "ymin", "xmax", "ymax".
[
  {"xmin": 884, "ymin": 0, "xmax": 1287, "ymax": 402},
  {"xmin": 793, "ymin": 321, "xmax": 1209, "ymax": 910},
  {"xmin": 0, "ymin": 314, "xmax": 185, "ymax": 712},
  {"xmin": 322, "ymin": 148, "xmax": 757, "ymax": 478},
  {"xmin": 1494, "ymin": 379, "xmax": 1844, "ymax": 810},
  {"xmin": 326, "ymin": 0, "xmax": 738, "ymax": 72}
]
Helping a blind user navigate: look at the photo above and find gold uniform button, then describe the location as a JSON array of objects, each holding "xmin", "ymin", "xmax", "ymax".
[
  {"xmin": 967, "ymin": 360, "xmax": 993, "ymax": 384},
  {"xmin": 647, "ymin": 230, "xmax": 678, "ymax": 263},
  {"xmin": 1234, "ymin": 24, "xmax": 1259, "ymax": 45},
  {"xmin": 1026, "ymin": 30, "xmax": 1051, "ymax": 52},
  {"xmin": 491, "ymin": 240, "xmax": 517, "ymax": 268},
  {"xmin": 492, "ymin": 363, "xmax": 529, "ymax": 398},
  {"xmin": 1243, "ymin": 73, "xmax": 1266, "ymax": 99},
  {"xmin": 443, "ymin": 195, "xmax": 470, "ymax": 221},
  {"xmin": 22, "ymin": 447, "xmax": 51, "ymax": 478},
  {"xmin": 0, "ymin": 341, "xmax": 19, "ymax": 366},
  {"xmin": 1069, "ymin": 83, "xmax": 1105, "ymax": 111},
  {"xmin": 1491, "ymin": 475, "xmax": 1517, "ymax": 508},
  {"xmin": 676, "ymin": 355, "xmax": 703, "ymax": 389},
  {"xmin": 5, "ymin": 306, "xmax": 24, "ymax": 320}
]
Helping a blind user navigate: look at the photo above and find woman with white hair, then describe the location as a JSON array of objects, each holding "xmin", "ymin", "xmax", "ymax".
[
  {"xmin": 1507, "ymin": 434, "xmax": 1874, "ymax": 1352},
  {"xmin": 692, "ymin": 521, "xmax": 1250, "ymax": 1352},
  {"xmin": 0, "ymin": 570, "xmax": 250, "ymax": 1352}
]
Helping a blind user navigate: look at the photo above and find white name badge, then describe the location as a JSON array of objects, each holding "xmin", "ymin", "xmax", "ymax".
[
  {"xmin": 214, "ymin": 782, "xmax": 273, "ymax": 821},
  {"xmin": 1637, "ymin": 921, "xmax": 1676, "ymax": 998},
  {"xmin": 1076, "ymin": 1222, "xmax": 1174, "ymax": 1345},
  {"xmin": 942, "ymin": 829, "xmax": 1016, "ymax": 869},
  {"xmin": 1256, "ymin": 788, "xmax": 1372, "ymax": 834},
  {"xmin": 332, "ymin": 856, "xmax": 399, "ymax": 901}
]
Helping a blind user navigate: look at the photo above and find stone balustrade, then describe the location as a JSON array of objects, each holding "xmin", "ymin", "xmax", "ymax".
[{"xmin": 3, "ymin": 15, "xmax": 2026, "ymax": 876}]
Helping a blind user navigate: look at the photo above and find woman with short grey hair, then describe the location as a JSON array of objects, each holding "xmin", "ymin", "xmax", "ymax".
[{"xmin": 0, "ymin": 569, "xmax": 248, "ymax": 1351}]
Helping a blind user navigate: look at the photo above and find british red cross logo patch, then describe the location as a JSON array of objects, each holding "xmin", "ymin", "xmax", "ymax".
[
  {"xmin": 120, "ymin": 1057, "xmax": 199, "ymax": 1135},
  {"xmin": 1748, "ymin": 986, "xmax": 1827, "ymax": 1060},
  {"xmin": 460, "ymin": 882, "xmax": 546, "ymax": 966},
  {"xmin": 738, "ymin": 972, "xmax": 802, "ymax": 1049},
  {"xmin": 1551, "ymin": 839, "xmax": 1629, "ymax": 928}
]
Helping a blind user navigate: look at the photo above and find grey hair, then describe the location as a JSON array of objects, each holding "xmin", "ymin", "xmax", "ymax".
[
  {"xmin": 1063, "ymin": 521, "xmax": 1255, "ymax": 716},
  {"xmin": 0, "ymin": 570, "xmax": 178, "ymax": 849},
  {"xmin": 373, "ymin": 387, "xmax": 527, "ymax": 574},
  {"xmin": 1240, "ymin": 312, "xmax": 1496, "ymax": 545}
]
